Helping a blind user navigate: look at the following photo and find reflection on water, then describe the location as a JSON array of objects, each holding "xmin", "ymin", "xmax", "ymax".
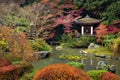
[{"xmin": 33, "ymin": 46, "xmax": 120, "ymax": 76}]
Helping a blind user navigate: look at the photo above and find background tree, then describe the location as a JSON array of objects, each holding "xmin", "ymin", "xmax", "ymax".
[{"xmin": 73, "ymin": 0, "xmax": 120, "ymax": 24}]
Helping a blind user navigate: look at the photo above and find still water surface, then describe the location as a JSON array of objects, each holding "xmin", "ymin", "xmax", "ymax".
[{"xmin": 33, "ymin": 46, "xmax": 120, "ymax": 76}]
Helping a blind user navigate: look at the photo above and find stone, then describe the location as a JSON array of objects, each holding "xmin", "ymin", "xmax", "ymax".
[
  {"xmin": 35, "ymin": 51, "xmax": 51, "ymax": 59},
  {"xmin": 108, "ymin": 65, "xmax": 116, "ymax": 73},
  {"xmin": 94, "ymin": 54, "xmax": 106, "ymax": 58},
  {"xmin": 55, "ymin": 46, "xmax": 62, "ymax": 50},
  {"xmin": 88, "ymin": 43, "xmax": 100, "ymax": 49},
  {"xmin": 96, "ymin": 61, "xmax": 107, "ymax": 70}
]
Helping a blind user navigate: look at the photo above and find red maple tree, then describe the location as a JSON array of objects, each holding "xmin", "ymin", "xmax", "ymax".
[{"xmin": 95, "ymin": 23, "xmax": 108, "ymax": 42}]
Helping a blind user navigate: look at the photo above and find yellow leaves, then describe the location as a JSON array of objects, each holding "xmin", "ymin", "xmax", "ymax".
[
  {"xmin": 112, "ymin": 38, "xmax": 120, "ymax": 54},
  {"xmin": 0, "ymin": 26, "xmax": 35, "ymax": 61},
  {"xmin": 0, "ymin": 33, "xmax": 2, "ymax": 36}
]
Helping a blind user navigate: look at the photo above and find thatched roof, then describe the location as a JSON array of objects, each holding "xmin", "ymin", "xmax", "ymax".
[{"xmin": 74, "ymin": 15, "xmax": 102, "ymax": 25}]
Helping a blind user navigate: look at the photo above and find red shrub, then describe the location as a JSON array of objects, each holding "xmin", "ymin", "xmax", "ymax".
[
  {"xmin": 0, "ymin": 56, "xmax": 11, "ymax": 68},
  {"xmin": 107, "ymin": 26, "xmax": 120, "ymax": 34},
  {"xmin": 33, "ymin": 64, "xmax": 92, "ymax": 80},
  {"xmin": 99, "ymin": 72, "xmax": 120, "ymax": 80},
  {"xmin": 95, "ymin": 23, "xmax": 108, "ymax": 42},
  {"xmin": 0, "ymin": 65, "xmax": 20, "ymax": 80}
]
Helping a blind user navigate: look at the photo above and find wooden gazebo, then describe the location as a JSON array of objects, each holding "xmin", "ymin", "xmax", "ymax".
[{"xmin": 74, "ymin": 15, "xmax": 102, "ymax": 35}]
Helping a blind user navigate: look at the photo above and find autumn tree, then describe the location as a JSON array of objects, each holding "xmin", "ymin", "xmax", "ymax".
[
  {"xmin": 95, "ymin": 23, "xmax": 108, "ymax": 42},
  {"xmin": 0, "ymin": 26, "xmax": 33, "ymax": 60}
]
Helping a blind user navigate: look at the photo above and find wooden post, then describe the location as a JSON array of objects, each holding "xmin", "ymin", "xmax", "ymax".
[
  {"xmin": 81, "ymin": 26, "xmax": 84, "ymax": 35},
  {"xmin": 90, "ymin": 26, "xmax": 93, "ymax": 35}
]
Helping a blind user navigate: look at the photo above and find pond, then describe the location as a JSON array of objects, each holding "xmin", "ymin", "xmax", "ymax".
[{"xmin": 33, "ymin": 46, "xmax": 120, "ymax": 76}]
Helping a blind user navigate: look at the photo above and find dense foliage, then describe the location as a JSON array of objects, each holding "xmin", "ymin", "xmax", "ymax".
[
  {"xmin": 33, "ymin": 64, "xmax": 92, "ymax": 80},
  {"xmin": 87, "ymin": 70, "xmax": 108, "ymax": 80},
  {"xmin": 99, "ymin": 72, "xmax": 120, "ymax": 80},
  {"xmin": 0, "ymin": 57, "xmax": 12, "ymax": 67},
  {"xmin": 30, "ymin": 38, "xmax": 52, "ymax": 52},
  {"xmin": 61, "ymin": 34, "xmax": 96, "ymax": 48},
  {"xmin": 74, "ymin": 0, "xmax": 120, "ymax": 24},
  {"xmin": 112, "ymin": 37, "xmax": 120, "ymax": 54},
  {"xmin": 67, "ymin": 61, "xmax": 85, "ymax": 69},
  {"xmin": 0, "ymin": 26, "xmax": 33, "ymax": 60}
]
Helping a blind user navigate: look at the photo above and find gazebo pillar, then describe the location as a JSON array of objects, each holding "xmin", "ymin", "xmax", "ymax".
[
  {"xmin": 90, "ymin": 26, "xmax": 93, "ymax": 35},
  {"xmin": 81, "ymin": 26, "xmax": 84, "ymax": 35}
]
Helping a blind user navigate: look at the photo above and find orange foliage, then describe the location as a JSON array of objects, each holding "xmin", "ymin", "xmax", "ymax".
[
  {"xmin": 33, "ymin": 64, "xmax": 93, "ymax": 80},
  {"xmin": 0, "ymin": 65, "xmax": 20, "ymax": 80},
  {"xmin": 0, "ymin": 65, "xmax": 19, "ymax": 73},
  {"xmin": 99, "ymin": 72, "xmax": 120, "ymax": 80},
  {"xmin": 41, "ymin": 0, "xmax": 49, "ymax": 3},
  {"xmin": 0, "ymin": 56, "xmax": 11, "ymax": 68},
  {"xmin": 95, "ymin": 23, "xmax": 108, "ymax": 42},
  {"xmin": 0, "ymin": 26, "xmax": 33, "ymax": 60},
  {"xmin": 0, "ymin": 56, "xmax": 20, "ymax": 80}
]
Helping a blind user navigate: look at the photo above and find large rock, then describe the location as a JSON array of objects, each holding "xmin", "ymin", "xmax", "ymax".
[
  {"xmin": 35, "ymin": 51, "xmax": 51, "ymax": 59},
  {"xmin": 96, "ymin": 61, "xmax": 107, "ymax": 70},
  {"xmin": 88, "ymin": 43, "xmax": 100, "ymax": 49}
]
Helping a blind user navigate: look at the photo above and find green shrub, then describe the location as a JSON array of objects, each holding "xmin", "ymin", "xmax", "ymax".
[
  {"xmin": 31, "ymin": 38, "xmax": 53, "ymax": 52},
  {"xmin": 70, "ymin": 40, "xmax": 88, "ymax": 48},
  {"xmin": 87, "ymin": 70, "xmax": 108, "ymax": 80},
  {"xmin": 61, "ymin": 35, "xmax": 97, "ymax": 48},
  {"xmin": 71, "ymin": 36, "xmax": 97, "ymax": 48},
  {"xmin": 103, "ymin": 33, "xmax": 115, "ymax": 48},
  {"xmin": 61, "ymin": 34, "xmax": 72, "ymax": 43},
  {"xmin": 78, "ymin": 36, "xmax": 97, "ymax": 48},
  {"xmin": 67, "ymin": 61, "xmax": 85, "ymax": 69}
]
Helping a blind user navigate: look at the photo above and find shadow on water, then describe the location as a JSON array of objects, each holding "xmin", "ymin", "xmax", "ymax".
[{"xmin": 33, "ymin": 46, "xmax": 120, "ymax": 76}]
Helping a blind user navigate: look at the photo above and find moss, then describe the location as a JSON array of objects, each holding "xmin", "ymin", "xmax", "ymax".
[
  {"xmin": 86, "ymin": 47, "xmax": 114, "ymax": 56},
  {"xmin": 67, "ymin": 61, "xmax": 85, "ymax": 69},
  {"xmin": 59, "ymin": 54, "xmax": 86, "ymax": 61}
]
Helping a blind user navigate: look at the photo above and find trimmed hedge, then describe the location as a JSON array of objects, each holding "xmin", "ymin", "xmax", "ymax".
[
  {"xmin": 0, "ymin": 56, "xmax": 12, "ymax": 67},
  {"xmin": 99, "ymin": 72, "xmax": 120, "ymax": 80},
  {"xmin": 33, "ymin": 64, "xmax": 93, "ymax": 80},
  {"xmin": 0, "ymin": 65, "xmax": 20, "ymax": 80}
]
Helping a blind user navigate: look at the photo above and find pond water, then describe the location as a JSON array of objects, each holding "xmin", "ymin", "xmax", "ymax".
[{"xmin": 33, "ymin": 46, "xmax": 120, "ymax": 76}]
